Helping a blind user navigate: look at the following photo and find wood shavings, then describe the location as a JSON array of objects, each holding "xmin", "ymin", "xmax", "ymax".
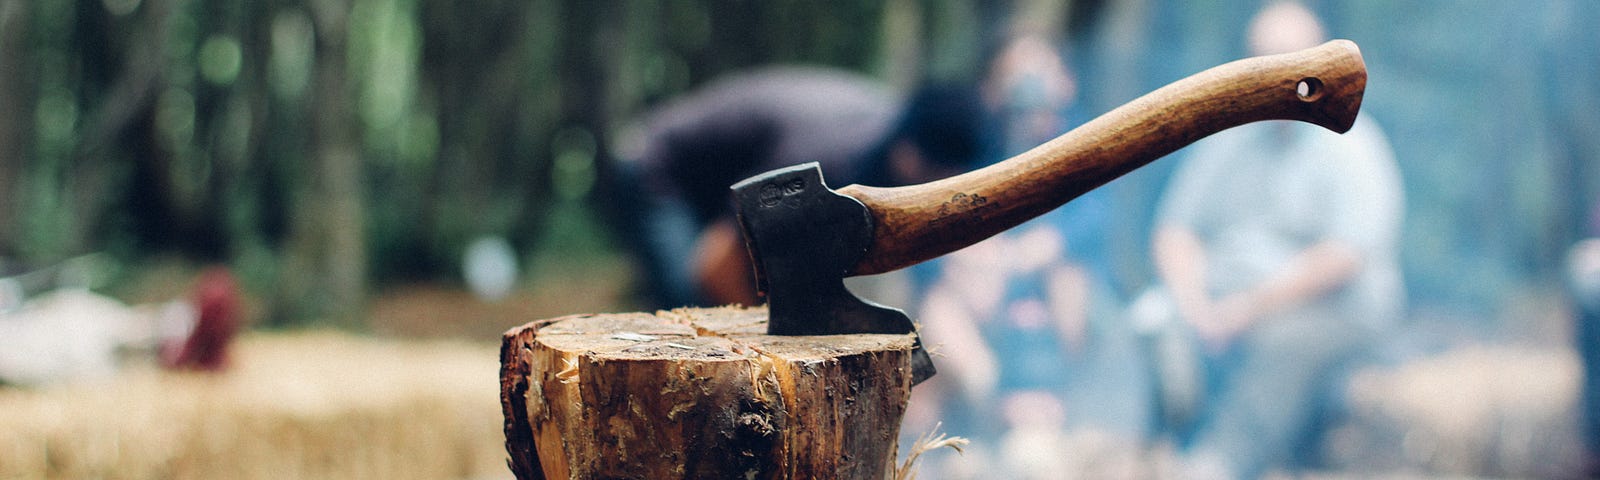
[
  {"xmin": 894, "ymin": 422, "xmax": 969, "ymax": 480},
  {"xmin": 556, "ymin": 356, "xmax": 580, "ymax": 384}
]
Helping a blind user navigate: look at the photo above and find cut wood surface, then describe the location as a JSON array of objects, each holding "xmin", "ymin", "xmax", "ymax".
[{"xmin": 500, "ymin": 306, "xmax": 916, "ymax": 480}]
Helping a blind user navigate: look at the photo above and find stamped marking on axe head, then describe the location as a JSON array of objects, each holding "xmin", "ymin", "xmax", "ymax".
[{"xmin": 733, "ymin": 163, "xmax": 937, "ymax": 384}]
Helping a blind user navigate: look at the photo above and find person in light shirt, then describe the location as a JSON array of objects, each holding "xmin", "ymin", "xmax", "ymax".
[{"xmin": 1140, "ymin": 2, "xmax": 1405, "ymax": 478}]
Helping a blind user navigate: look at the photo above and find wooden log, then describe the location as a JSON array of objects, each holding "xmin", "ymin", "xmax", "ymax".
[{"xmin": 500, "ymin": 306, "xmax": 916, "ymax": 479}]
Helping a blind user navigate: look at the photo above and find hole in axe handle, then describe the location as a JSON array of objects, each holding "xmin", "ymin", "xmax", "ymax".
[{"xmin": 1296, "ymin": 77, "xmax": 1324, "ymax": 101}]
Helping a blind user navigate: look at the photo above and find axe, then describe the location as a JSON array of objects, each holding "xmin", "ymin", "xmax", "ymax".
[{"xmin": 732, "ymin": 40, "xmax": 1367, "ymax": 385}]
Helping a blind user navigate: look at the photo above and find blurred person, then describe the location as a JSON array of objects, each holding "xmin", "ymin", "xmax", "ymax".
[
  {"xmin": 0, "ymin": 263, "xmax": 242, "ymax": 385},
  {"xmin": 905, "ymin": 33, "xmax": 1149, "ymax": 478},
  {"xmin": 160, "ymin": 266, "xmax": 241, "ymax": 372},
  {"xmin": 0, "ymin": 255, "xmax": 129, "ymax": 385},
  {"xmin": 1569, "ymin": 203, "xmax": 1600, "ymax": 470},
  {"xmin": 609, "ymin": 67, "xmax": 985, "ymax": 308},
  {"xmin": 1134, "ymin": 2, "xmax": 1404, "ymax": 478},
  {"xmin": 0, "ymin": 289, "xmax": 140, "ymax": 385},
  {"xmin": 916, "ymin": 223, "xmax": 1149, "ymax": 478}
]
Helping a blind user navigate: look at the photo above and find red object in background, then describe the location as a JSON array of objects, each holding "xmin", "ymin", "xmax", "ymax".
[{"xmin": 162, "ymin": 266, "xmax": 240, "ymax": 371}]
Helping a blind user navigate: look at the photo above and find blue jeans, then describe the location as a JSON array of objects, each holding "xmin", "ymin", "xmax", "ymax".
[
  {"xmin": 1184, "ymin": 309, "xmax": 1374, "ymax": 479},
  {"xmin": 1576, "ymin": 281, "xmax": 1600, "ymax": 456},
  {"xmin": 1567, "ymin": 240, "xmax": 1600, "ymax": 457},
  {"xmin": 610, "ymin": 161, "xmax": 704, "ymax": 309}
]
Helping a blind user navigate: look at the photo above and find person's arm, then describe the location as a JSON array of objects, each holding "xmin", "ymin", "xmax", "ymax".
[
  {"xmin": 691, "ymin": 219, "xmax": 760, "ymax": 306},
  {"xmin": 1045, "ymin": 263, "xmax": 1090, "ymax": 350},
  {"xmin": 1218, "ymin": 119, "xmax": 1400, "ymax": 331},
  {"xmin": 919, "ymin": 281, "xmax": 999, "ymax": 407},
  {"xmin": 1153, "ymin": 226, "xmax": 1216, "ymax": 329},
  {"xmin": 1213, "ymin": 240, "xmax": 1362, "ymax": 329},
  {"xmin": 1149, "ymin": 133, "xmax": 1233, "ymax": 337}
]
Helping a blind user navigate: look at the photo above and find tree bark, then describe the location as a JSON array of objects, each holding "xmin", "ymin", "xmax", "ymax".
[
  {"xmin": 0, "ymin": 1, "xmax": 27, "ymax": 255},
  {"xmin": 277, "ymin": 0, "xmax": 366, "ymax": 325},
  {"xmin": 500, "ymin": 306, "xmax": 916, "ymax": 480}
]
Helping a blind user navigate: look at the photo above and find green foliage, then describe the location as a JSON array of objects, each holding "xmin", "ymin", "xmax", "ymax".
[{"xmin": 5, "ymin": 0, "xmax": 1596, "ymax": 326}]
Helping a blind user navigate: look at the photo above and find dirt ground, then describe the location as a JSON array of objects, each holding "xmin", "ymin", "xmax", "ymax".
[
  {"xmin": 0, "ymin": 255, "xmax": 638, "ymax": 480},
  {"xmin": 367, "ymin": 253, "xmax": 638, "ymax": 341},
  {"xmin": 6, "ymin": 256, "xmax": 1592, "ymax": 479},
  {"xmin": 0, "ymin": 332, "xmax": 509, "ymax": 480}
]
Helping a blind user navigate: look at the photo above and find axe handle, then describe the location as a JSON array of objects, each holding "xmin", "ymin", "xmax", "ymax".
[{"xmin": 840, "ymin": 39, "xmax": 1367, "ymax": 276}]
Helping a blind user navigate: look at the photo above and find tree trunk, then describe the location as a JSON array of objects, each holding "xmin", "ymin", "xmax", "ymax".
[
  {"xmin": 277, "ymin": 0, "xmax": 366, "ymax": 325},
  {"xmin": 500, "ymin": 306, "xmax": 915, "ymax": 480},
  {"xmin": 0, "ymin": 1, "xmax": 27, "ymax": 255}
]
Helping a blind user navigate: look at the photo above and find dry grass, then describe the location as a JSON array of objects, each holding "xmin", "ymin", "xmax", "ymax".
[
  {"xmin": 895, "ymin": 423, "xmax": 971, "ymax": 480},
  {"xmin": 0, "ymin": 331, "xmax": 508, "ymax": 480}
]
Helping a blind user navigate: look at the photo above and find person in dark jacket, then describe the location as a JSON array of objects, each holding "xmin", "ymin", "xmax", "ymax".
[{"xmin": 611, "ymin": 67, "xmax": 986, "ymax": 308}]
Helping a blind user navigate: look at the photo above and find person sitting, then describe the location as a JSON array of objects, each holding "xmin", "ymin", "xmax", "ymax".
[{"xmin": 1135, "ymin": 2, "xmax": 1406, "ymax": 477}]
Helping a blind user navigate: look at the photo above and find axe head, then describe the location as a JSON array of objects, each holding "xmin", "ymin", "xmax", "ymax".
[{"xmin": 732, "ymin": 163, "xmax": 935, "ymax": 385}]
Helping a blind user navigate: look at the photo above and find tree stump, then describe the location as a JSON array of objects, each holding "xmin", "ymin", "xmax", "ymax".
[{"xmin": 499, "ymin": 306, "xmax": 916, "ymax": 479}]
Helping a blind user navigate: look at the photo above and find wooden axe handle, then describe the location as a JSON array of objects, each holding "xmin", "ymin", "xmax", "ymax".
[{"xmin": 841, "ymin": 39, "xmax": 1367, "ymax": 276}]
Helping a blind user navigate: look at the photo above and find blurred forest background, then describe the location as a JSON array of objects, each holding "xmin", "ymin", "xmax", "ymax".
[
  {"xmin": 1, "ymin": 0, "xmax": 1598, "ymax": 334},
  {"xmin": 5, "ymin": 1, "xmax": 1600, "ymax": 478}
]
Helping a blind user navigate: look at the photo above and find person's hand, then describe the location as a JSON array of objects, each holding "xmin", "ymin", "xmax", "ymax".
[
  {"xmin": 1174, "ymin": 297, "xmax": 1221, "ymax": 353},
  {"xmin": 920, "ymin": 284, "xmax": 999, "ymax": 407},
  {"xmin": 691, "ymin": 220, "xmax": 760, "ymax": 306},
  {"xmin": 1205, "ymin": 293, "xmax": 1260, "ymax": 349},
  {"xmin": 1186, "ymin": 309, "xmax": 1229, "ymax": 353},
  {"xmin": 1180, "ymin": 293, "xmax": 1258, "ymax": 353}
]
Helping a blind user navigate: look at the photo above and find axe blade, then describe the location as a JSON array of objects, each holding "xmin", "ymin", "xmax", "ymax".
[{"xmin": 732, "ymin": 163, "xmax": 935, "ymax": 385}]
